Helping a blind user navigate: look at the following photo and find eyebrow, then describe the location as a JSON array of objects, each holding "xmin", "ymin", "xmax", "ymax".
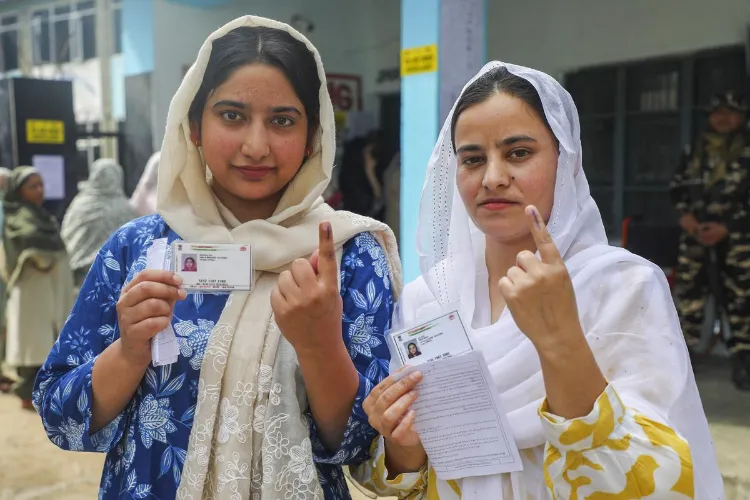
[
  {"xmin": 496, "ymin": 135, "xmax": 536, "ymax": 147},
  {"xmin": 455, "ymin": 144, "xmax": 483, "ymax": 155},
  {"xmin": 212, "ymin": 101, "xmax": 302, "ymax": 116},
  {"xmin": 213, "ymin": 100, "xmax": 246, "ymax": 109},
  {"xmin": 270, "ymin": 106, "xmax": 302, "ymax": 116},
  {"xmin": 455, "ymin": 135, "xmax": 537, "ymax": 155}
]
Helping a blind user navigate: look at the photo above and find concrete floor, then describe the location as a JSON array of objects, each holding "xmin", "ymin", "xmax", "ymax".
[{"xmin": 0, "ymin": 358, "xmax": 748, "ymax": 499}]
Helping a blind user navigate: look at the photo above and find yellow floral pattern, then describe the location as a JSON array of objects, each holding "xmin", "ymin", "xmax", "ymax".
[{"xmin": 351, "ymin": 384, "xmax": 694, "ymax": 499}]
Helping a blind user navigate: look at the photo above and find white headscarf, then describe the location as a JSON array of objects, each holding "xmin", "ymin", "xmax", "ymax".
[
  {"xmin": 61, "ymin": 159, "xmax": 138, "ymax": 271},
  {"xmin": 159, "ymin": 16, "xmax": 401, "ymax": 500},
  {"xmin": 397, "ymin": 61, "xmax": 722, "ymax": 499},
  {"xmin": 130, "ymin": 152, "xmax": 160, "ymax": 216}
]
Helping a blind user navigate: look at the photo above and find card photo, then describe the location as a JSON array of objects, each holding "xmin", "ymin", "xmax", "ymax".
[
  {"xmin": 405, "ymin": 340, "xmax": 422, "ymax": 359},
  {"xmin": 181, "ymin": 254, "xmax": 198, "ymax": 272}
]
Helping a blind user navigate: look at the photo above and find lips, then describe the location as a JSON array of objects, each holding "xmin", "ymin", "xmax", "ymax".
[
  {"xmin": 233, "ymin": 165, "xmax": 275, "ymax": 180},
  {"xmin": 478, "ymin": 198, "xmax": 519, "ymax": 211}
]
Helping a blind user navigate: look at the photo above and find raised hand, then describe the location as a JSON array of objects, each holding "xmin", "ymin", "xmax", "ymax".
[
  {"xmin": 498, "ymin": 205, "xmax": 583, "ymax": 352},
  {"xmin": 271, "ymin": 221, "xmax": 344, "ymax": 355}
]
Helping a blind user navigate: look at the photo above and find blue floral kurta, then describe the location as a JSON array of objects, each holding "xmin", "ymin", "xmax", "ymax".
[{"xmin": 33, "ymin": 215, "xmax": 393, "ymax": 500}]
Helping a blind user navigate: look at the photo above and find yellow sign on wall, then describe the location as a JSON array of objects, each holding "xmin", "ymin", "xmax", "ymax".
[
  {"xmin": 26, "ymin": 120, "xmax": 65, "ymax": 145},
  {"xmin": 401, "ymin": 44, "xmax": 438, "ymax": 77}
]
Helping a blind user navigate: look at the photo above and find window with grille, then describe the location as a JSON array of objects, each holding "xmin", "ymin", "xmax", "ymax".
[
  {"xmin": 565, "ymin": 46, "xmax": 747, "ymax": 235},
  {"xmin": 32, "ymin": 1, "xmax": 102, "ymax": 65},
  {"xmin": 0, "ymin": 14, "xmax": 18, "ymax": 72}
]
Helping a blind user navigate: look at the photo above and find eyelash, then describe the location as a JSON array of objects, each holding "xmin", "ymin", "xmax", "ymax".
[
  {"xmin": 219, "ymin": 112, "xmax": 295, "ymax": 128},
  {"xmin": 509, "ymin": 148, "xmax": 531, "ymax": 160},
  {"xmin": 461, "ymin": 156, "xmax": 484, "ymax": 167},
  {"xmin": 271, "ymin": 116, "xmax": 295, "ymax": 127},
  {"xmin": 460, "ymin": 149, "xmax": 532, "ymax": 167},
  {"xmin": 220, "ymin": 111, "xmax": 244, "ymax": 122}
]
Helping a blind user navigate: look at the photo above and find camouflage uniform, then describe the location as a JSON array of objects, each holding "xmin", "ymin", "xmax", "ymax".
[{"xmin": 669, "ymin": 129, "xmax": 750, "ymax": 357}]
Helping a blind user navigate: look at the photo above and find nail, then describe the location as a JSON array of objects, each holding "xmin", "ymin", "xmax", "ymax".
[
  {"xmin": 408, "ymin": 390, "xmax": 418, "ymax": 398},
  {"xmin": 178, "ymin": 289, "xmax": 187, "ymax": 300},
  {"xmin": 173, "ymin": 274, "xmax": 183, "ymax": 285},
  {"xmin": 409, "ymin": 371, "xmax": 422, "ymax": 382},
  {"xmin": 323, "ymin": 222, "xmax": 331, "ymax": 240}
]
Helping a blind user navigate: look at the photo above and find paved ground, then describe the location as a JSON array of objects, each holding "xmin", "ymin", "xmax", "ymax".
[{"xmin": 0, "ymin": 358, "xmax": 747, "ymax": 499}]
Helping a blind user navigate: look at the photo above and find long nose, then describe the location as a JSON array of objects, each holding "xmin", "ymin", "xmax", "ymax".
[
  {"xmin": 482, "ymin": 154, "xmax": 511, "ymax": 190},
  {"xmin": 240, "ymin": 120, "xmax": 271, "ymax": 161}
]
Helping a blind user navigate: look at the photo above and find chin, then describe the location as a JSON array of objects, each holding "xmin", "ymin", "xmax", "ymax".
[
  {"xmin": 476, "ymin": 219, "xmax": 529, "ymax": 242},
  {"xmin": 229, "ymin": 185, "xmax": 284, "ymax": 202}
]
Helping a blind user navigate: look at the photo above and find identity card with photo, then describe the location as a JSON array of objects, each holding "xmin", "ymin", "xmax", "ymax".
[
  {"xmin": 389, "ymin": 310, "xmax": 473, "ymax": 366},
  {"xmin": 172, "ymin": 242, "xmax": 253, "ymax": 292}
]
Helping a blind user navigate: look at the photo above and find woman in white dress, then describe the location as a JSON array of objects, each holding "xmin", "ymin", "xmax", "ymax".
[{"xmin": 352, "ymin": 63, "xmax": 724, "ymax": 499}]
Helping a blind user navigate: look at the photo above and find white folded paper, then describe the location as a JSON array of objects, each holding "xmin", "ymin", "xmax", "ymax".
[
  {"xmin": 396, "ymin": 350, "xmax": 523, "ymax": 480},
  {"xmin": 146, "ymin": 238, "xmax": 180, "ymax": 367}
]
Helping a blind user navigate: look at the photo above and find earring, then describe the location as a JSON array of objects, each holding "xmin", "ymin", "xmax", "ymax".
[{"xmin": 305, "ymin": 147, "xmax": 313, "ymax": 157}]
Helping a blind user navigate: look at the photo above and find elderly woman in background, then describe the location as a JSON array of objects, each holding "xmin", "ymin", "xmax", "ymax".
[
  {"xmin": 1, "ymin": 167, "xmax": 73, "ymax": 409},
  {"xmin": 61, "ymin": 159, "xmax": 138, "ymax": 288},
  {"xmin": 129, "ymin": 151, "xmax": 160, "ymax": 216}
]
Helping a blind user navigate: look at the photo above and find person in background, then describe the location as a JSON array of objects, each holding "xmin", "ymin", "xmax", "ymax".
[
  {"xmin": 34, "ymin": 17, "xmax": 400, "ymax": 500},
  {"xmin": 383, "ymin": 150, "xmax": 401, "ymax": 244},
  {"xmin": 669, "ymin": 91, "xmax": 750, "ymax": 390},
  {"xmin": 129, "ymin": 151, "xmax": 161, "ymax": 216},
  {"xmin": 363, "ymin": 131, "xmax": 388, "ymax": 221},
  {"xmin": 1, "ymin": 167, "xmax": 73, "ymax": 409},
  {"xmin": 0, "ymin": 167, "xmax": 13, "ymax": 393},
  {"xmin": 339, "ymin": 112, "xmax": 383, "ymax": 217},
  {"xmin": 61, "ymin": 159, "xmax": 139, "ymax": 288}
]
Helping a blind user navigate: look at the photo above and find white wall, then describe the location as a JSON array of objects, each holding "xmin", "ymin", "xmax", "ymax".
[
  {"xmin": 151, "ymin": 0, "xmax": 395, "ymax": 145},
  {"xmin": 488, "ymin": 0, "xmax": 750, "ymax": 77},
  {"xmin": 360, "ymin": 0, "xmax": 402, "ymax": 118}
]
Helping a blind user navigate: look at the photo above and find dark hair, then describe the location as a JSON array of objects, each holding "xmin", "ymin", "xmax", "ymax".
[
  {"xmin": 450, "ymin": 66, "xmax": 554, "ymax": 151},
  {"xmin": 188, "ymin": 26, "xmax": 321, "ymax": 138},
  {"xmin": 408, "ymin": 343, "xmax": 417, "ymax": 349}
]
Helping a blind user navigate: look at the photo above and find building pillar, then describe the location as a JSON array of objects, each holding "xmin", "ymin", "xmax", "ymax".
[{"xmin": 399, "ymin": 0, "xmax": 486, "ymax": 282}]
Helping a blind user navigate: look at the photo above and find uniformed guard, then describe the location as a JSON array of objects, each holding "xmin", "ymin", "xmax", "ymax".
[{"xmin": 670, "ymin": 91, "xmax": 750, "ymax": 390}]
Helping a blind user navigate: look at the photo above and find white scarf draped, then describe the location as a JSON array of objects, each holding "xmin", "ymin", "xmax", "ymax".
[
  {"xmin": 130, "ymin": 152, "xmax": 160, "ymax": 217},
  {"xmin": 397, "ymin": 62, "xmax": 722, "ymax": 499},
  {"xmin": 156, "ymin": 16, "xmax": 402, "ymax": 500},
  {"xmin": 61, "ymin": 159, "xmax": 138, "ymax": 271}
]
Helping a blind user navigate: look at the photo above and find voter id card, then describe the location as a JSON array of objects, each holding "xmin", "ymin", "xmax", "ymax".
[
  {"xmin": 389, "ymin": 310, "xmax": 473, "ymax": 366},
  {"xmin": 172, "ymin": 242, "xmax": 253, "ymax": 292}
]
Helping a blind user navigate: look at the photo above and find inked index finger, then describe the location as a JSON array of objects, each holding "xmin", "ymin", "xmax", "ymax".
[
  {"xmin": 525, "ymin": 205, "xmax": 563, "ymax": 264},
  {"xmin": 316, "ymin": 221, "xmax": 338, "ymax": 285}
]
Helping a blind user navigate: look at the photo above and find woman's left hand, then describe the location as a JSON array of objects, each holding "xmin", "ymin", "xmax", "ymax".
[
  {"xmin": 271, "ymin": 221, "xmax": 343, "ymax": 356},
  {"xmin": 498, "ymin": 206, "xmax": 583, "ymax": 352}
]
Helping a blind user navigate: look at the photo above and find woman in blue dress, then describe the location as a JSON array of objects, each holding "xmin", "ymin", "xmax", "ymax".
[{"xmin": 34, "ymin": 16, "xmax": 401, "ymax": 500}]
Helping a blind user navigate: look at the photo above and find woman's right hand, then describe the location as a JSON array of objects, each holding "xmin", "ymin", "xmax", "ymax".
[
  {"xmin": 363, "ymin": 370, "xmax": 427, "ymax": 474},
  {"xmin": 116, "ymin": 270, "xmax": 186, "ymax": 367}
]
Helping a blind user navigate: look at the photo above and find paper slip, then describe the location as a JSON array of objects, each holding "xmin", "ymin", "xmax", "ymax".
[
  {"xmin": 172, "ymin": 242, "xmax": 253, "ymax": 292},
  {"xmin": 397, "ymin": 351, "xmax": 523, "ymax": 480},
  {"xmin": 146, "ymin": 238, "xmax": 179, "ymax": 367},
  {"xmin": 389, "ymin": 310, "xmax": 473, "ymax": 367}
]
